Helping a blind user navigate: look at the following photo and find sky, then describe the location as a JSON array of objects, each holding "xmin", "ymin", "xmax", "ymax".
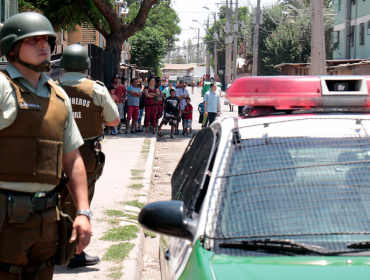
[{"xmin": 172, "ymin": 0, "xmax": 278, "ymax": 47}]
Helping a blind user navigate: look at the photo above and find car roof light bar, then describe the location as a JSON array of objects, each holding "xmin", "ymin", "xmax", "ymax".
[{"xmin": 226, "ymin": 76, "xmax": 370, "ymax": 110}]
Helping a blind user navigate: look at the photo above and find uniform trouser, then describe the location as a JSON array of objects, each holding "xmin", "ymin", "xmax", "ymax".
[
  {"xmin": 0, "ymin": 194, "xmax": 58, "ymax": 280},
  {"xmin": 60, "ymin": 172, "xmax": 96, "ymax": 220},
  {"xmin": 60, "ymin": 145, "xmax": 98, "ymax": 220}
]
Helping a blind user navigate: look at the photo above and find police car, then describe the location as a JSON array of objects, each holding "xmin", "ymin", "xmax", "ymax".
[{"xmin": 139, "ymin": 76, "xmax": 370, "ymax": 280}]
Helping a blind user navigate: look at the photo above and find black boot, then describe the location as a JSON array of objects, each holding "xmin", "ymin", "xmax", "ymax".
[{"xmin": 68, "ymin": 251, "xmax": 100, "ymax": 268}]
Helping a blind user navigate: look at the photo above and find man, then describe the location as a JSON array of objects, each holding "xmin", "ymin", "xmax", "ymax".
[
  {"xmin": 175, "ymin": 80, "xmax": 189, "ymax": 135},
  {"xmin": 158, "ymin": 88, "xmax": 181, "ymax": 139},
  {"xmin": 159, "ymin": 79, "xmax": 167, "ymax": 93},
  {"xmin": 0, "ymin": 12, "xmax": 91, "ymax": 279},
  {"xmin": 204, "ymin": 83, "xmax": 221, "ymax": 126},
  {"xmin": 162, "ymin": 82, "xmax": 173, "ymax": 98},
  {"xmin": 110, "ymin": 75, "xmax": 126, "ymax": 132},
  {"xmin": 126, "ymin": 78, "xmax": 142, "ymax": 133},
  {"xmin": 59, "ymin": 44, "xmax": 120, "ymax": 268}
]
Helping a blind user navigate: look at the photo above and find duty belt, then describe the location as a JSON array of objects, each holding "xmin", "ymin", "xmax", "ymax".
[
  {"xmin": 0, "ymin": 189, "xmax": 59, "ymax": 212},
  {"xmin": 83, "ymin": 139, "xmax": 95, "ymax": 146}
]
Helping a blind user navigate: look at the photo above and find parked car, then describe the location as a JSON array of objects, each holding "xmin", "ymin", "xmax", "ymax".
[
  {"xmin": 139, "ymin": 75, "xmax": 370, "ymax": 280},
  {"xmin": 181, "ymin": 75, "xmax": 193, "ymax": 86}
]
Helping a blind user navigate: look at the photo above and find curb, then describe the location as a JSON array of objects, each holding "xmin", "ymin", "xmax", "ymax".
[{"xmin": 121, "ymin": 135, "xmax": 157, "ymax": 280}]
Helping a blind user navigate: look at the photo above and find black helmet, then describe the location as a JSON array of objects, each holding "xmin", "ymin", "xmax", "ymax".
[
  {"xmin": 0, "ymin": 12, "xmax": 58, "ymax": 72},
  {"xmin": 60, "ymin": 44, "xmax": 90, "ymax": 71}
]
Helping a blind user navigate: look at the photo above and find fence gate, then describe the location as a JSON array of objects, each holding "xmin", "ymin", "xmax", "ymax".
[
  {"xmin": 89, "ymin": 44, "xmax": 117, "ymax": 86},
  {"xmin": 88, "ymin": 43, "xmax": 103, "ymax": 82},
  {"xmin": 103, "ymin": 51, "xmax": 117, "ymax": 86}
]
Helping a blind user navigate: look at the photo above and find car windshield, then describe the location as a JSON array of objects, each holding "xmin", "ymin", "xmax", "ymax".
[{"xmin": 206, "ymin": 118, "xmax": 370, "ymax": 256}]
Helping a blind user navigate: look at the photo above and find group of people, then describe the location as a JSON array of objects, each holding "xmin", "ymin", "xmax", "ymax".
[{"xmin": 107, "ymin": 76, "xmax": 195, "ymax": 139}]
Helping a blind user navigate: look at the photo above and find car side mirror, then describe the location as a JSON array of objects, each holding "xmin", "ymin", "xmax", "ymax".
[{"xmin": 138, "ymin": 201, "xmax": 196, "ymax": 241}]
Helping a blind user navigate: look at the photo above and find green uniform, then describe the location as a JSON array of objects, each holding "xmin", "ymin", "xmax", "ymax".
[
  {"xmin": 59, "ymin": 72, "xmax": 118, "ymax": 220},
  {"xmin": 0, "ymin": 63, "xmax": 83, "ymax": 280},
  {"xmin": 0, "ymin": 63, "xmax": 83, "ymax": 193}
]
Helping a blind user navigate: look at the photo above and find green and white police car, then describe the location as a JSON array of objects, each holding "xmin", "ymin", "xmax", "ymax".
[{"xmin": 139, "ymin": 76, "xmax": 370, "ymax": 280}]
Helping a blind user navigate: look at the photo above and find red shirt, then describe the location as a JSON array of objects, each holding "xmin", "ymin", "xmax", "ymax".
[
  {"xmin": 110, "ymin": 84, "xmax": 126, "ymax": 104},
  {"xmin": 184, "ymin": 104, "xmax": 193, "ymax": 120}
]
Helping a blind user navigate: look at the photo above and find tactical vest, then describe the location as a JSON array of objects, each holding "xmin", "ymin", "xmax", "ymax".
[
  {"xmin": 0, "ymin": 71, "xmax": 68, "ymax": 185},
  {"xmin": 60, "ymin": 79, "xmax": 103, "ymax": 139}
]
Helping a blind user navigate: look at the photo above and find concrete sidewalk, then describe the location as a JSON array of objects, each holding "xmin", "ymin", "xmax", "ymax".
[{"xmin": 54, "ymin": 131, "xmax": 157, "ymax": 280}]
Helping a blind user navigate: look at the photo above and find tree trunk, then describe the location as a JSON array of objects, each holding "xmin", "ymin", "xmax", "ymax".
[{"xmin": 105, "ymin": 33, "xmax": 125, "ymax": 74}]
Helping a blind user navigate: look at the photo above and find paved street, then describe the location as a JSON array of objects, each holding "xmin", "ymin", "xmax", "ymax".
[{"xmin": 53, "ymin": 86, "xmax": 236, "ymax": 280}]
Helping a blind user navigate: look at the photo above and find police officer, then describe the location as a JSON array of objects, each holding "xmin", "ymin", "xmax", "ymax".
[
  {"xmin": 0, "ymin": 12, "xmax": 91, "ymax": 279},
  {"xmin": 59, "ymin": 44, "xmax": 120, "ymax": 268}
]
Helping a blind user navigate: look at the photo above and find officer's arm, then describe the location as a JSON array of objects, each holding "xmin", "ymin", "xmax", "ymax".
[{"xmin": 62, "ymin": 149, "xmax": 91, "ymax": 254}]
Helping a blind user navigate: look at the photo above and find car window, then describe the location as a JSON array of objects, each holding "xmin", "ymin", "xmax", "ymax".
[
  {"xmin": 206, "ymin": 118, "xmax": 370, "ymax": 256},
  {"xmin": 172, "ymin": 127, "xmax": 217, "ymax": 218}
]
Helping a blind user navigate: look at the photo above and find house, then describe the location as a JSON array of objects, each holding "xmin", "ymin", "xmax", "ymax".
[
  {"xmin": 332, "ymin": 0, "xmax": 370, "ymax": 59},
  {"xmin": 0, "ymin": 0, "xmax": 18, "ymax": 23}
]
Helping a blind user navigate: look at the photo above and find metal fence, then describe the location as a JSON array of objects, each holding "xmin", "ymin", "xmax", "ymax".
[{"xmin": 88, "ymin": 43, "xmax": 116, "ymax": 86}]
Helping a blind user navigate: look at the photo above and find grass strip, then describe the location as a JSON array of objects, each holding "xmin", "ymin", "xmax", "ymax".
[
  {"xmin": 103, "ymin": 243, "xmax": 135, "ymax": 261},
  {"xmin": 107, "ymin": 266, "xmax": 123, "ymax": 279},
  {"xmin": 131, "ymin": 169, "xmax": 144, "ymax": 176},
  {"xmin": 128, "ymin": 184, "xmax": 144, "ymax": 189},
  {"xmin": 105, "ymin": 210, "xmax": 138, "ymax": 221},
  {"xmin": 125, "ymin": 200, "xmax": 146, "ymax": 209},
  {"xmin": 101, "ymin": 225, "xmax": 139, "ymax": 241},
  {"xmin": 130, "ymin": 176, "xmax": 145, "ymax": 180},
  {"xmin": 144, "ymin": 230, "xmax": 157, "ymax": 238}
]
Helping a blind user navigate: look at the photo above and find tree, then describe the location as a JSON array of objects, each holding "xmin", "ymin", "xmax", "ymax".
[
  {"xmin": 127, "ymin": 1, "xmax": 180, "ymax": 70},
  {"xmin": 130, "ymin": 27, "xmax": 166, "ymax": 69},
  {"xmin": 20, "ymin": 0, "xmax": 161, "ymax": 71},
  {"xmin": 127, "ymin": 1, "xmax": 180, "ymax": 51}
]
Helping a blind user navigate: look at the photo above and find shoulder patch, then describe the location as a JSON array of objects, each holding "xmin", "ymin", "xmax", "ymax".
[{"xmin": 96, "ymin": 80, "xmax": 105, "ymax": 86}]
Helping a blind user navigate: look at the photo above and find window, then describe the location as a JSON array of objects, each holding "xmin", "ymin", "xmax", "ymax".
[
  {"xmin": 172, "ymin": 127, "xmax": 217, "ymax": 218},
  {"xmin": 350, "ymin": 26, "xmax": 355, "ymax": 46},
  {"xmin": 331, "ymin": 31, "xmax": 339, "ymax": 43},
  {"xmin": 351, "ymin": 0, "xmax": 356, "ymax": 4},
  {"xmin": 360, "ymin": 23, "xmax": 365, "ymax": 45}
]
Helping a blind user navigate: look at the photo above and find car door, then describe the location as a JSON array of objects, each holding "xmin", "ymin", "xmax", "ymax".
[{"xmin": 160, "ymin": 127, "xmax": 218, "ymax": 280}]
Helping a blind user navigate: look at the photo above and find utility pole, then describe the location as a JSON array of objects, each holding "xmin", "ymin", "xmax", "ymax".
[
  {"xmin": 225, "ymin": 0, "xmax": 233, "ymax": 86},
  {"xmin": 252, "ymin": 0, "xmax": 261, "ymax": 76},
  {"xmin": 197, "ymin": 28, "xmax": 200, "ymax": 66},
  {"xmin": 232, "ymin": 0, "xmax": 238, "ymax": 81},
  {"xmin": 206, "ymin": 15, "xmax": 211, "ymax": 80},
  {"xmin": 310, "ymin": 0, "xmax": 327, "ymax": 75},
  {"xmin": 213, "ymin": 13, "xmax": 218, "ymax": 81}
]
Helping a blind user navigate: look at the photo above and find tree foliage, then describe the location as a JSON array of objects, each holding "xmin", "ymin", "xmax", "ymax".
[
  {"xmin": 204, "ymin": 1, "xmax": 334, "ymax": 76},
  {"xmin": 130, "ymin": 27, "xmax": 166, "ymax": 69},
  {"xmin": 20, "ymin": 0, "xmax": 161, "ymax": 71},
  {"xmin": 127, "ymin": 1, "xmax": 181, "ymax": 70}
]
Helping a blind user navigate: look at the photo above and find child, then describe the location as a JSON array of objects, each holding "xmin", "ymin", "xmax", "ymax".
[
  {"xmin": 108, "ymin": 85, "xmax": 119, "ymax": 135},
  {"xmin": 183, "ymin": 97, "xmax": 193, "ymax": 136},
  {"xmin": 198, "ymin": 100, "xmax": 205, "ymax": 128},
  {"xmin": 158, "ymin": 89, "xmax": 181, "ymax": 139}
]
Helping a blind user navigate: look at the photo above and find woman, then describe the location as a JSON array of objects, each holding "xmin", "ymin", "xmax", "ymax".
[
  {"xmin": 144, "ymin": 76, "xmax": 160, "ymax": 135},
  {"xmin": 136, "ymin": 80, "xmax": 145, "ymax": 132}
]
